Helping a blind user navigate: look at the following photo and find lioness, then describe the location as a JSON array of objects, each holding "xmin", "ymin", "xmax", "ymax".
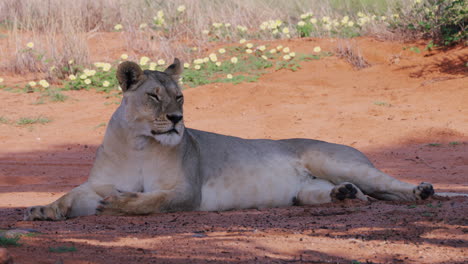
[{"xmin": 24, "ymin": 59, "xmax": 435, "ymax": 221}]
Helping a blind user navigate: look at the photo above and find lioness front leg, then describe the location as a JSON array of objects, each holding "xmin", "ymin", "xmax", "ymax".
[
  {"xmin": 24, "ymin": 183, "xmax": 113, "ymax": 221},
  {"xmin": 96, "ymin": 190, "xmax": 171, "ymax": 216}
]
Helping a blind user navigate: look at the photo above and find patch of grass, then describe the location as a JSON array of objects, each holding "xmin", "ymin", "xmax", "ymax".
[
  {"xmin": 0, "ymin": 116, "xmax": 10, "ymax": 124},
  {"xmin": 39, "ymin": 89, "xmax": 68, "ymax": 102},
  {"xmin": 421, "ymin": 211, "xmax": 434, "ymax": 217},
  {"xmin": 426, "ymin": 202, "xmax": 442, "ymax": 208},
  {"xmin": 17, "ymin": 116, "xmax": 51, "ymax": 125},
  {"xmin": 0, "ymin": 236, "xmax": 21, "ymax": 246},
  {"xmin": 449, "ymin": 141, "xmax": 460, "ymax": 146},
  {"xmin": 373, "ymin": 101, "xmax": 389, "ymax": 106},
  {"xmin": 93, "ymin": 122, "xmax": 107, "ymax": 129},
  {"xmin": 427, "ymin": 143, "xmax": 441, "ymax": 147},
  {"xmin": 49, "ymin": 246, "xmax": 77, "ymax": 253},
  {"xmin": 407, "ymin": 204, "xmax": 417, "ymax": 209}
]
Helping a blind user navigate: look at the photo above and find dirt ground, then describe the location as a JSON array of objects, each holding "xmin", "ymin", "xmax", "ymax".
[{"xmin": 0, "ymin": 37, "xmax": 467, "ymax": 264}]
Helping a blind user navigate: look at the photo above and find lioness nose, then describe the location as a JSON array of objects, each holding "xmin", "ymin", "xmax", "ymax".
[{"xmin": 167, "ymin": 114, "xmax": 183, "ymax": 124}]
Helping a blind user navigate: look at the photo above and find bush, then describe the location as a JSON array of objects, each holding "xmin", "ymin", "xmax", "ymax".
[{"xmin": 396, "ymin": 0, "xmax": 467, "ymax": 46}]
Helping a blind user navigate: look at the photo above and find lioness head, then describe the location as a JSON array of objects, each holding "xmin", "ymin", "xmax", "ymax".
[{"xmin": 116, "ymin": 58, "xmax": 185, "ymax": 146}]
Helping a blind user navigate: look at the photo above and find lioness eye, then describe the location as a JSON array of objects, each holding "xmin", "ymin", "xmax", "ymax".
[
  {"xmin": 176, "ymin": 95, "xmax": 183, "ymax": 102},
  {"xmin": 147, "ymin": 93, "xmax": 160, "ymax": 101}
]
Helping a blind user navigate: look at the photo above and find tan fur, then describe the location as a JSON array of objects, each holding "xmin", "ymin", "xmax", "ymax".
[{"xmin": 24, "ymin": 59, "xmax": 435, "ymax": 221}]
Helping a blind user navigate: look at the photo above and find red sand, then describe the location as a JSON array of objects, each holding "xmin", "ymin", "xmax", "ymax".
[{"xmin": 0, "ymin": 37, "xmax": 467, "ymax": 263}]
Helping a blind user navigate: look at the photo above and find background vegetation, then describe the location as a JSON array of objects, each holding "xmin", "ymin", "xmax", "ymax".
[{"xmin": 0, "ymin": 0, "xmax": 465, "ymax": 91}]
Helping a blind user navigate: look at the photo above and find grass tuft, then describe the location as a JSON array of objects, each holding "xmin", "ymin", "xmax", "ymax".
[
  {"xmin": 49, "ymin": 246, "xmax": 77, "ymax": 253},
  {"xmin": 17, "ymin": 116, "xmax": 51, "ymax": 125},
  {"xmin": 0, "ymin": 236, "xmax": 21, "ymax": 246}
]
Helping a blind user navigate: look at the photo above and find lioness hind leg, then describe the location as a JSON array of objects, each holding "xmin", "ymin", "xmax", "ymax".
[
  {"xmin": 296, "ymin": 179, "xmax": 367, "ymax": 205},
  {"xmin": 299, "ymin": 143, "xmax": 434, "ymax": 201}
]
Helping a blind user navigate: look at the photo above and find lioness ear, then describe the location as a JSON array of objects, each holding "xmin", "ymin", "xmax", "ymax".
[
  {"xmin": 164, "ymin": 58, "xmax": 183, "ymax": 82},
  {"xmin": 116, "ymin": 61, "xmax": 145, "ymax": 92}
]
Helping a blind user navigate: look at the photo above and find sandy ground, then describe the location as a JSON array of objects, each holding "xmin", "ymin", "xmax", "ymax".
[{"xmin": 0, "ymin": 37, "xmax": 467, "ymax": 263}]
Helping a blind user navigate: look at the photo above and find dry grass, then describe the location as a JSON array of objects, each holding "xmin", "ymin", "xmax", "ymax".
[
  {"xmin": 336, "ymin": 40, "xmax": 370, "ymax": 70},
  {"xmin": 0, "ymin": 0, "xmax": 426, "ymax": 78}
]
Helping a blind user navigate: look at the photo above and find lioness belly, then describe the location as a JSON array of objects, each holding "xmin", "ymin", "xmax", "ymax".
[{"xmin": 198, "ymin": 157, "xmax": 309, "ymax": 211}]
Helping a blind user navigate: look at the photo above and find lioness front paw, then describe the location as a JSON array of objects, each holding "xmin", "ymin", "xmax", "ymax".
[
  {"xmin": 96, "ymin": 190, "xmax": 139, "ymax": 215},
  {"xmin": 24, "ymin": 205, "xmax": 65, "ymax": 221},
  {"xmin": 414, "ymin": 182, "xmax": 434, "ymax": 200}
]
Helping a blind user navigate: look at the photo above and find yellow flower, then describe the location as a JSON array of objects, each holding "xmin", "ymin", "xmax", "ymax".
[
  {"xmin": 212, "ymin": 22, "xmax": 222, "ymax": 28},
  {"xmin": 257, "ymin": 45, "xmax": 266, "ymax": 51},
  {"xmin": 246, "ymin": 49, "xmax": 253, "ymax": 54},
  {"xmin": 269, "ymin": 49, "xmax": 277, "ymax": 54},
  {"xmin": 282, "ymin": 27, "xmax": 290, "ymax": 34},
  {"xmin": 120, "ymin": 54, "xmax": 128, "ymax": 60},
  {"xmin": 226, "ymin": 74, "xmax": 233, "ymax": 79},
  {"xmin": 202, "ymin": 30, "xmax": 209, "ymax": 35},
  {"xmin": 102, "ymin": 63, "xmax": 112, "ymax": 72},
  {"xmin": 139, "ymin": 23, "xmax": 148, "ymax": 29},
  {"xmin": 177, "ymin": 5, "xmax": 186, "ymax": 12},
  {"xmin": 289, "ymin": 52, "xmax": 296, "ymax": 57},
  {"xmin": 194, "ymin": 65, "xmax": 201, "ymax": 70},
  {"xmin": 102, "ymin": 81, "xmax": 110, "ymax": 87},
  {"xmin": 192, "ymin": 47, "xmax": 198, "ymax": 51},
  {"xmin": 209, "ymin": 53, "xmax": 218, "ymax": 62},
  {"xmin": 224, "ymin": 23, "xmax": 231, "ymax": 28},
  {"xmin": 283, "ymin": 55, "xmax": 291, "ymax": 60},
  {"xmin": 149, "ymin": 62, "xmax": 157, "ymax": 70},
  {"xmin": 239, "ymin": 39, "xmax": 246, "ymax": 44},
  {"xmin": 347, "ymin": 21, "xmax": 354, "ymax": 27},
  {"xmin": 215, "ymin": 62, "xmax": 222, "ymax": 67},
  {"xmin": 272, "ymin": 29, "xmax": 279, "ymax": 35},
  {"xmin": 0, "ymin": 77, "xmax": 3, "ymax": 83},
  {"xmin": 310, "ymin": 18, "xmax": 317, "ymax": 24},
  {"xmin": 38, "ymin": 79, "xmax": 49, "ymax": 88},
  {"xmin": 237, "ymin": 25, "xmax": 247, "ymax": 32},
  {"xmin": 297, "ymin": 21, "xmax": 305, "ymax": 27},
  {"xmin": 313, "ymin": 46, "xmax": 321, "ymax": 53},
  {"xmin": 218, "ymin": 48, "xmax": 226, "ymax": 54},
  {"xmin": 139, "ymin": 56, "xmax": 150, "ymax": 66},
  {"xmin": 157, "ymin": 59, "xmax": 165, "ymax": 65},
  {"xmin": 68, "ymin": 59, "xmax": 74, "ymax": 64},
  {"xmin": 80, "ymin": 74, "xmax": 87, "ymax": 80},
  {"xmin": 282, "ymin": 47, "xmax": 290, "ymax": 53},
  {"xmin": 157, "ymin": 10, "xmax": 164, "ymax": 18},
  {"xmin": 414, "ymin": 0, "xmax": 421, "ymax": 4},
  {"xmin": 193, "ymin": 59, "xmax": 203, "ymax": 64},
  {"xmin": 261, "ymin": 55, "xmax": 268, "ymax": 60},
  {"xmin": 84, "ymin": 79, "xmax": 91, "ymax": 85},
  {"xmin": 26, "ymin": 42, "xmax": 34, "ymax": 49},
  {"xmin": 183, "ymin": 62, "xmax": 190, "ymax": 68},
  {"xmin": 114, "ymin": 24, "xmax": 123, "ymax": 31},
  {"xmin": 28, "ymin": 81, "xmax": 37, "ymax": 87},
  {"xmin": 230, "ymin": 57, "xmax": 238, "ymax": 64},
  {"xmin": 246, "ymin": 43, "xmax": 253, "ymax": 49},
  {"xmin": 381, "ymin": 16, "xmax": 387, "ymax": 21},
  {"xmin": 341, "ymin": 16, "xmax": 349, "ymax": 24},
  {"xmin": 84, "ymin": 69, "xmax": 96, "ymax": 76},
  {"xmin": 69, "ymin": 75, "xmax": 76, "ymax": 80},
  {"xmin": 276, "ymin": 45, "xmax": 283, "ymax": 50},
  {"xmin": 203, "ymin": 57, "xmax": 209, "ymax": 63}
]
